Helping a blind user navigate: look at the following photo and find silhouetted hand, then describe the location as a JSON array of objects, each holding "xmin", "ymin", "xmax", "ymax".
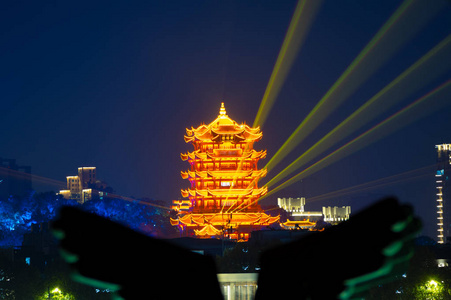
[
  {"xmin": 53, "ymin": 197, "xmax": 420, "ymax": 300},
  {"xmin": 255, "ymin": 197, "xmax": 421, "ymax": 300},
  {"xmin": 52, "ymin": 206, "xmax": 223, "ymax": 300}
]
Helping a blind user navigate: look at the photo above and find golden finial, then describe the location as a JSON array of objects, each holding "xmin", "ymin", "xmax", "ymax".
[{"xmin": 219, "ymin": 102, "xmax": 226, "ymax": 116}]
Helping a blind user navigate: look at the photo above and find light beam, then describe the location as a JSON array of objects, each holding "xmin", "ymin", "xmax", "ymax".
[
  {"xmin": 0, "ymin": 166, "xmax": 171, "ymax": 210},
  {"xmin": 264, "ymin": 0, "xmax": 446, "ymax": 173},
  {"xmin": 261, "ymin": 79, "xmax": 451, "ymax": 201},
  {"xmin": 265, "ymin": 34, "xmax": 451, "ymax": 188},
  {"xmin": 308, "ymin": 165, "xmax": 434, "ymax": 203},
  {"xmin": 253, "ymin": 0, "xmax": 323, "ymax": 128}
]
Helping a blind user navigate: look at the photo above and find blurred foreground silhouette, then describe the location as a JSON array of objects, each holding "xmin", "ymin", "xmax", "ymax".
[{"xmin": 52, "ymin": 197, "xmax": 421, "ymax": 299}]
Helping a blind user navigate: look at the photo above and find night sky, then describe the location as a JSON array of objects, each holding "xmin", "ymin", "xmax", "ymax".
[{"xmin": 2, "ymin": 0, "xmax": 450, "ymax": 238}]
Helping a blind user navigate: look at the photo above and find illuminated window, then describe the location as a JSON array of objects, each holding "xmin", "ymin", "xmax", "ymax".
[{"xmin": 221, "ymin": 182, "xmax": 231, "ymax": 187}]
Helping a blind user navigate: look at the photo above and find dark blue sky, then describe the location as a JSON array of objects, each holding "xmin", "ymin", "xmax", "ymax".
[{"xmin": 2, "ymin": 0, "xmax": 450, "ymax": 238}]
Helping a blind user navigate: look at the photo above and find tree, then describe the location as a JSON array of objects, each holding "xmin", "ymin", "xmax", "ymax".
[{"xmin": 367, "ymin": 245, "xmax": 451, "ymax": 299}]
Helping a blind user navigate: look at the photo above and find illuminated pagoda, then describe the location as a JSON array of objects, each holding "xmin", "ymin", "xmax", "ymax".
[{"xmin": 171, "ymin": 103, "xmax": 279, "ymax": 241}]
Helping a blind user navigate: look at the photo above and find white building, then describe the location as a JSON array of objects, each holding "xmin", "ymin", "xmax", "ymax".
[
  {"xmin": 278, "ymin": 197, "xmax": 351, "ymax": 225},
  {"xmin": 323, "ymin": 206, "xmax": 351, "ymax": 223},
  {"xmin": 277, "ymin": 197, "xmax": 305, "ymax": 212},
  {"xmin": 217, "ymin": 273, "xmax": 258, "ymax": 300}
]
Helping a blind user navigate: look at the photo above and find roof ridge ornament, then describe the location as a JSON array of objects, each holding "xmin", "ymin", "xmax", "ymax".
[{"xmin": 219, "ymin": 102, "xmax": 226, "ymax": 116}]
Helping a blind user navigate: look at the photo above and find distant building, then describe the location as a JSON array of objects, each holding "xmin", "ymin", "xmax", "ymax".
[
  {"xmin": 59, "ymin": 167, "xmax": 105, "ymax": 203},
  {"xmin": 217, "ymin": 273, "xmax": 258, "ymax": 300},
  {"xmin": 277, "ymin": 197, "xmax": 351, "ymax": 229},
  {"xmin": 20, "ymin": 222, "xmax": 59, "ymax": 272},
  {"xmin": 323, "ymin": 206, "xmax": 351, "ymax": 223},
  {"xmin": 435, "ymin": 144, "xmax": 451, "ymax": 244},
  {"xmin": 0, "ymin": 158, "xmax": 32, "ymax": 199},
  {"xmin": 277, "ymin": 197, "xmax": 305, "ymax": 212}
]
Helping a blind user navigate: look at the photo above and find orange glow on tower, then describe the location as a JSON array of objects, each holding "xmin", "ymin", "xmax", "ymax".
[{"xmin": 171, "ymin": 103, "xmax": 279, "ymax": 241}]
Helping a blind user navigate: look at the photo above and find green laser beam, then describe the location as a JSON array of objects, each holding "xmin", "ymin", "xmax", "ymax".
[
  {"xmin": 261, "ymin": 79, "xmax": 451, "ymax": 200},
  {"xmin": 265, "ymin": 34, "xmax": 451, "ymax": 188},
  {"xmin": 227, "ymin": 176, "xmax": 260, "ymax": 214},
  {"xmin": 309, "ymin": 172, "xmax": 431, "ymax": 204},
  {"xmin": 253, "ymin": 0, "xmax": 323, "ymax": 129},
  {"xmin": 223, "ymin": 142, "xmax": 256, "ymax": 214},
  {"xmin": 264, "ymin": 0, "xmax": 445, "ymax": 173}
]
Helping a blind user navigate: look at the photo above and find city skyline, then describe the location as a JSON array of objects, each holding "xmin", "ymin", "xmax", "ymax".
[{"xmin": 2, "ymin": 0, "xmax": 451, "ymax": 239}]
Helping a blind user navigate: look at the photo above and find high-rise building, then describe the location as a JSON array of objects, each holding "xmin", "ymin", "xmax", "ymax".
[
  {"xmin": 59, "ymin": 167, "xmax": 98, "ymax": 203},
  {"xmin": 436, "ymin": 144, "xmax": 451, "ymax": 244},
  {"xmin": 171, "ymin": 103, "xmax": 279, "ymax": 241}
]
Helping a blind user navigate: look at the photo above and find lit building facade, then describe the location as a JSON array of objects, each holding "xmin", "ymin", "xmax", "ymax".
[
  {"xmin": 323, "ymin": 206, "xmax": 351, "ymax": 223},
  {"xmin": 59, "ymin": 167, "xmax": 97, "ymax": 203},
  {"xmin": 277, "ymin": 197, "xmax": 305, "ymax": 213},
  {"xmin": 217, "ymin": 273, "xmax": 258, "ymax": 300},
  {"xmin": 278, "ymin": 197, "xmax": 351, "ymax": 229},
  {"xmin": 171, "ymin": 103, "xmax": 279, "ymax": 241},
  {"xmin": 436, "ymin": 144, "xmax": 451, "ymax": 244}
]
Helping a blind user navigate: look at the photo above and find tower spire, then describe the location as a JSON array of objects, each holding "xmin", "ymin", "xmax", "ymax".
[{"xmin": 219, "ymin": 102, "xmax": 226, "ymax": 116}]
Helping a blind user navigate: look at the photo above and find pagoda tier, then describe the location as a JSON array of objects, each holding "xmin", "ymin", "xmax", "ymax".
[
  {"xmin": 171, "ymin": 213, "xmax": 280, "ymax": 228},
  {"xmin": 181, "ymin": 186, "xmax": 267, "ymax": 198},
  {"xmin": 170, "ymin": 212, "xmax": 280, "ymax": 240},
  {"xmin": 171, "ymin": 103, "xmax": 279, "ymax": 241},
  {"xmin": 180, "ymin": 149, "xmax": 267, "ymax": 161},
  {"xmin": 180, "ymin": 169, "xmax": 268, "ymax": 179}
]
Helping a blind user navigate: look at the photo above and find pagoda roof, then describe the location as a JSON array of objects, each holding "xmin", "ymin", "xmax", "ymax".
[
  {"xmin": 181, "ymin": 186, "xmax": 267, "ymax": 198},
  {"xmin": 171, "ymin": 200, "xmax": 192, "ymax": 212},
  {"xmin": 172, "ymin": 212, "xmax": 280, "ymax": 227},
  {"xmin": 207, "ymin": 149, "xmax": 266, "ymax": 160},
  {"xmin": 184, "ymin": 103, "xmax": 262, "ymax": 143},
  {"xmin": 206, "ymin": 169, "xmax": 267, "ymax": 178},
  {"xmin": 194, "ymin": 224, "xmax": 222, "ymax": 236},
  {"xmin": 280, "ymin": 220, "xmax": 316, "ymax": 229},
  {"xmin": 170, "ymin": 218, "xmax": 180, "ymax": 226},
  {"xmin": 180, "ymin": 149, "xmax": 266, "ymax": 161},
  {"xmin": 282, "ymin": 220, "xmax": 316, "ymax": 226},
  {"xmin": 180, "ymin": 169, "xmax": 267, "ymax": 179}
]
